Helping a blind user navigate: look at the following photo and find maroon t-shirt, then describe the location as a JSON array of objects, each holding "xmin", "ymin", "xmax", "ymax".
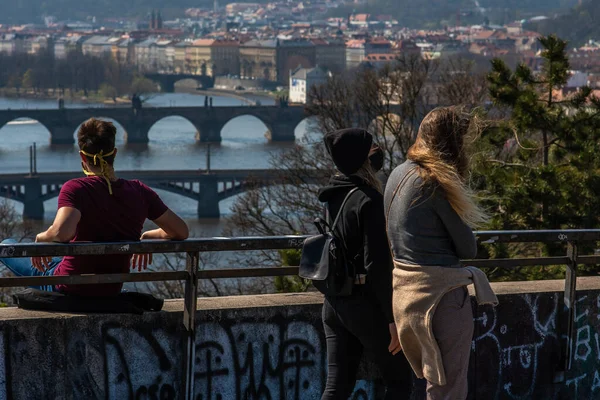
[{"xmin": 55, "ymin": 176, "xmax": 168, "ymax": 296}]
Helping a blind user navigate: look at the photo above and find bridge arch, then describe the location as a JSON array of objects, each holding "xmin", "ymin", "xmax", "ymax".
[
  {"xmin": 172, "ymin": 78, "xmax": 211, "ymax": 92},
  {"xmin": 220, "ymin": 115, "xmax": 273, "ymax": 144},
  {"xmin": 0, "ymin": 118, "xmax": 53, "ymax": 146},
  {"xmin": 147, "ymin": 116, "xmax": 203, "ymax": 144},
  {"xmin": 294, "ymin": 116, "xmax": 320, "ymax": 141},
  {"xmin": 144, "ymin": 74, "xmax": 214, "ymax": 93}
]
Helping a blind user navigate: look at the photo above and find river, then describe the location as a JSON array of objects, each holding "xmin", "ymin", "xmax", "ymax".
[{"xmin": 0, "ymin": 93, "xmax": 314, "ymax": 236}]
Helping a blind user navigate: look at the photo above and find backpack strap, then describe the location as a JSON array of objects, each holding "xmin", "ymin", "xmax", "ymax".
[{"xmin": 330, "ymin": 187, "xmax": 361, "ymax": 232}]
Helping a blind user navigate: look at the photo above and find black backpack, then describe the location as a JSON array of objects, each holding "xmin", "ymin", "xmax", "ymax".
[{"xmin": 299, "ymin": 188, "xmax": 359, "ymax": 297}]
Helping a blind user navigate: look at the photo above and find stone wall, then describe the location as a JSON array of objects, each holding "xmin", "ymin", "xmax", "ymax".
[{"xmin": 0, "ymin": 278, "xmax": 600, "ymax": 399}]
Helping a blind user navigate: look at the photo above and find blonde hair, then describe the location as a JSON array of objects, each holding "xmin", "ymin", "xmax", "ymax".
[
  {"xmin": 407, "ymin": 106, "xmax": 487, "ymax": 228},
  {"xmin": 352, "ymin": 160, "xmax": 382, "ymax": 194}
]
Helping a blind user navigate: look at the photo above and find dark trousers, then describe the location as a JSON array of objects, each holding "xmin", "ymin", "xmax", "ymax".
[{"xmin": 321, "ymin": 289, "xmax": 413, "ymax": 400}]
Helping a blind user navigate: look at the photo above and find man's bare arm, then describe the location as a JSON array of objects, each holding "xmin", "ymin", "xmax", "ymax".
[
  {"xmin": 36, "ymin": 207, "xmax": 81, "ymax": 243},
  {"xmin": 141, "ymin": 209, "xmax": 189, "ymax": 241}
]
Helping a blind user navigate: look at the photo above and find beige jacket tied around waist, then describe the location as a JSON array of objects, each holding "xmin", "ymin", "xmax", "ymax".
[{"xmin": 392, "ymin": 261, "xmax": 499, "ymax": 386}]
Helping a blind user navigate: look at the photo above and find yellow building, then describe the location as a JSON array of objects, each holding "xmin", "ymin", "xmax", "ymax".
[
  {"xmin": 187, "ymin": 39, "xmax": 215, "ymax": 76},
  {"xmin": 173, "ymin": 41, "xmax": 189, "ymax": 73}
]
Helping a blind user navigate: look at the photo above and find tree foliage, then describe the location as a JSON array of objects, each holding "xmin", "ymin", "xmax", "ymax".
[
  {"xmin": 474, "ymin": 34, "xmax": 600, "ymax": 279},
  {"xmin": 531, "ymin": 0, "xmax": 600, "ymax": 47},
  {"xmin": 0, "ymin": 50, "xmax": 140, "ymax": 98},
  {"xmin": 130, "ymin": 76, "xmax": 158, "ymax": 102}
]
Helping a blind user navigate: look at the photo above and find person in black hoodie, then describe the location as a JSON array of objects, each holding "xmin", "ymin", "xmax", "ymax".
[{"xmin": 319, "ymin": 128, "xmax": 413, "ymax": 400}]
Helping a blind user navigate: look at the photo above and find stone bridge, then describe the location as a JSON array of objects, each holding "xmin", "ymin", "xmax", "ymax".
[
  {"xmin": 0, "ymin": 169, "xmax": 312, "ymax": 220},
  {"xmin": 144, "ymin": 73, "xmax": 215, "ymax": 93},
  {"xmin": 0, "ymin": 106, "xmax": 308, "ymax": 145}
]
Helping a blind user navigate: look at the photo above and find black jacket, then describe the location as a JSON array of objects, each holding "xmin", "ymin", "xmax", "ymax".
[{"xmin": 318, "ymin": 175, "xmax": 394, "ymax": 323}]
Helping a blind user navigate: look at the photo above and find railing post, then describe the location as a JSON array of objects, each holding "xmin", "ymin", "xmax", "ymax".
[
  {"xmin": 29, "ymin": 145, "xmax": 33, "ymax": 176},
  {"xmin": 560, "ymin": 242, "xmax": 578, "ymax": 378},
  {"xmin": 182, "ymin": 251, "xmax": 199, "ymax": 400},
  {"xmin": 33, "ymin": 142, "xmax": 37, "ymax": 174}
]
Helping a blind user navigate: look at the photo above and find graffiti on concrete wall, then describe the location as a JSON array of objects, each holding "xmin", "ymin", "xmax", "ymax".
[
  {"xmin": 471, "ymin": 293, "xmax": 561, "ymax": 400},
  {"xmin": 194, "ymin": 319, "xmax": 325, "ymax": 400},
  {"xmin": 63, "ymin": 315, "xmax": 373, "ymax": 400},
  {"xmin": 470, "ymin": 291, "xmax": 600, "ymax": 400},
  {"xmin": 13, "ymin": 290, "xmax": 600, "ymax": 399}
]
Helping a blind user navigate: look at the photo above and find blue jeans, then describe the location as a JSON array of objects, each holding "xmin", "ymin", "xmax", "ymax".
[{"xmin": 0, "ymin": 239, "xmax": 60, "ymax": 291}]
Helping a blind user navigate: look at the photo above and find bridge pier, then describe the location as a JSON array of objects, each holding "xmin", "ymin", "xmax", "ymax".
[
  {"xmin": 195, "ymin": 120, "xmax": 223, "ymax": 143},
  {"xmin": 197, "ymin": 179, "xmax": 220, "ymax": 219},
  {"xmin": 49, "ymin": 126, "xmax": 76, "ymax": 145},
  {"xmin": 160, "ymin": 80, "xmax": 176, "ymax": 93},
  {"xmin": 123, "ymin": 116, "xmax": 153, "ymax": 144},
  {"xmin": 268, "ymin": 120, "xmax": 297, "ymax": 142},
  {"xmin": 23, "ymin": 178, "xmax": 44, "ymax": 220}
]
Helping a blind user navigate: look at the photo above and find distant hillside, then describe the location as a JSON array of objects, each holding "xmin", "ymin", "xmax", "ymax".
[
  {"xmin": 531, "ymin": 0, "xmax": 600, "ymax": 47},
  {"xmin": 331, "ymin": 0, "xmax": 578, "ymax": 28},
  {"xmin": 0, "ymin": 0, "xmax": 578, "ymax": 26},
  {"xmin": 1, "ymin": 0, "xmax": 219, "ymax": 24}
]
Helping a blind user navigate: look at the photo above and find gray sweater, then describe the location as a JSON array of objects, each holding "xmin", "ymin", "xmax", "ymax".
[{"xmin": 384, "ymin": 160, "xmax": 477, "ymax": 266}]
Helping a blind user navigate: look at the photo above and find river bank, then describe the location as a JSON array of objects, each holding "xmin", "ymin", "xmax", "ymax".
[
  {"xmin": 0, "ymin": 88, "xmax": 130, "ymax": 106},
  {"xmin": 0, "ymin": 82, "xmax": 284, "ymax": 109}
]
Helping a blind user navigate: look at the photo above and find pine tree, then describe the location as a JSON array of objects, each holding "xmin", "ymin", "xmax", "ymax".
[{"xmin": 475, "ymin": 35, "xmax": 600, "ymax": 279}]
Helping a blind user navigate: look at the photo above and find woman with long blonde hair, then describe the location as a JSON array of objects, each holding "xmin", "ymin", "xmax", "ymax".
[
  {"xmin": 319, "ymin": 128, "xmax": 412, "ymax": 399},
  {"xmin": 384, "ymin": 106, "xmax": 492, "ymax": 399}
]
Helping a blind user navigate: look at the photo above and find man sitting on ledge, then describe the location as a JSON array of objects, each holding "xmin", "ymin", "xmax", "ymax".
[{"xmin": 0, "ymin": 118, "xmax": 189, "ymax": 296}]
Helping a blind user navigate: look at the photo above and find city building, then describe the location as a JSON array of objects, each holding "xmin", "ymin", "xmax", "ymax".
[
  {"xmin": 154, "ymin": 39, "xmax": 173, "ymax": 72},
  {"xmin": 134, "ymin": 37, "xmax": 158, "ymax": 72},
  {"xmin": 346, "ymin": 39, "xmax": 366, "ymax": 70},
  {"xmin": 240, "ymin": 39, "xmax": 278, "ymax": 81},
  {"xmin": 226, "ymin": 3, "xmax": 262, "ymax": 15},
  {"xmin": 210, "ymin": 39, "xmax": 240, "ymax": 76},
  {"xmin": 393, "ymin": 39, "xmax": 421, "ymax": 58},
  {"xmin": 165, "ymin": 41, "xmax": 178, "ymax": 73},
  {"xmin": 362, "ymin": 53, "xmax": 397, "ymax": 69},
  {"xmin": 277, "ymin": 39, "xmax": 315, "ymax": 85},
  {"xmin": 188, "ymin": 39, "xmax": 215, "ymax": 76},
  {"xmin": 112, "ymin": 37, "xmax": 136, "ymax": 66},
  {"xmin": 289, "ymin": 65, "xmax": 331, "ymax": 104},
  {"xmin": 54, "ymin": 35, "xmax": 87, "ymax": 59},
  {"xmin": 0, "ymin": 34, "xmax": 26, "ymax": 55},
  {"xmin": 174, "ymin": 41, "xmax": 189, "ymax": 73},
  {"xmin": 30, "ymin": 36, "xmax": 53, "ymax": 55},
  {"xmin": 82, "ymin": 36, "xmax": 119, "ymax": 58},
  {"xmin": 313, "ymin": 38, "xmax": 346, "ymax": 74}
]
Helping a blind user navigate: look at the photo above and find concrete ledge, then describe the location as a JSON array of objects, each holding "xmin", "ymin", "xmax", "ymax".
[
  {"xmin": 472, "ymin": 275, "xmax": 600, "ymax": 295},
  {"xmin": 2, "ymin": 277, "xmax": 600, "ymax": 321}
]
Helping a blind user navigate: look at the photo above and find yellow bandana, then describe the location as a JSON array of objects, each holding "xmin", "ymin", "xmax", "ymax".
[{"xmin": 80, "ymin": 148, "xmax": 116, "ymax": 195}]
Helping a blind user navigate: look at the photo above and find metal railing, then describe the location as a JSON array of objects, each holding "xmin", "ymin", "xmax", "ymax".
[{"xmin": 0, "ymin": 229, "xmax": 599, "ymax": 397}]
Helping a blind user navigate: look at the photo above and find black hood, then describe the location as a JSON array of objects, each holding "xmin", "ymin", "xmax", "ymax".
[{"xmin": 318, "ymin": 175, "xmax": 366, "ymax": 203}]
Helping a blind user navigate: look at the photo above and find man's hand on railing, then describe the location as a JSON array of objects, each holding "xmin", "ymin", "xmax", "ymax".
[
  {"xmin": 131, "ymin": 253, "xmax": 153, "ymax": 272},
  {"xmin": 31, "ymin": 256, "xmax": 53, "ymax": 273},
  {"xmin": 31, "ymin": 233, "xmax": 54, "ymax": 272}
]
